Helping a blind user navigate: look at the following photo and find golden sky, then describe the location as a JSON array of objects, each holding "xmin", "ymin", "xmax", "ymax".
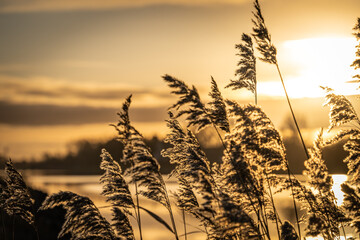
[{"xmin": 0, "ymin": 0, "xmax": 359, "ymax": 159}]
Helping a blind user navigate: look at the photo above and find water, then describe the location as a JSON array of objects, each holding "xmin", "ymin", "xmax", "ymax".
[
  {"xmin": 19, "ymin": 171, "xmax": 353, "ymax": 240},
  {"xmin": 23, "ymin": 171, "xmax": 199, "ymax": 240}
]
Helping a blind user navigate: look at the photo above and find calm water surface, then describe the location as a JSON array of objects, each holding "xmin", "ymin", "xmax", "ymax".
[{"xmin": 19, "ymin": 171, "xmax": 352, "ymax": 240}]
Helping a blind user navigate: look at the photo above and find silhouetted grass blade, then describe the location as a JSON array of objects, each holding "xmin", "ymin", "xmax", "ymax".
[{"xmin": 138, "ymin": 205, "xmax": 174, "ymax": 234}]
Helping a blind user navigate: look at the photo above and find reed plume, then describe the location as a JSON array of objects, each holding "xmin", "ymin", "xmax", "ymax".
[
  {"xmin": 351, "ymin": 18, "xmax": 360, "ymax": 85},
  {"xmin": 162, "ymin": 115, "xmax": 216, "ymax": 215},
  {"xmin": 212, "ymin": 191, "xmax": 260, "ymax": 240},
  {"xmin": 226, "ymin": 33, "xmax": 257, "ymax": 104},
  {"xmin": 326, "ymin": 129, "xmax": 360, "ymax": 184},
  {"xmin": 173, "ymin": 176, "xmax": 200, "ymax": 215},
  {"xmin": 113, "ymin": 95, "xmax": 169, "ymax": 206},
  {"xmin": 123, "ymin": 131, "xmax": 169, "ymax": 208},
  {"xmin": 173, "ymin": 176, "xmax": 198, "ymax": 240},
  {"xmin": 2, "ymin": 160, "xmax": 34, "ymax": 226},
  {"xmin": 344, "ymin": 137, "xmax": 360, "ymax": 184},
  {"xmin": 227, "ymin": 101, "xmax": 288, "ymax": 235},
  {"xmin": 322, "ymin": 88, "xmax": 360, "ymax": 187},
  {"xmin": 279, "ymin": 130, "xmax": 345, "ymax": 238},
  {"xmin": 209, "ymin": 77, "xmax": 230, "ymax": 132},
  {"xmin": 111, "ymin": 94, "xmax": 144, "ymax": 240},
  {"xmin": 0, "ymin": 176, "xmax": 9, "ymax": 212},
  {"xmin": 172, "ymin": 175, "xmax": 216, "ymax": 238},
  {"xmin": 321, "ymin": 88, "xmax": 360, "ymax": 237},
  {"xmin": 100, "ymin": 149, "xmax": 135, "ymax": 240},
  {"xmin": 39, "ymin": 191, "xmax": 116, "ymax": 240},
  {"xmin": 163, "ymin": 74, "xmax": 229, "ymax": 133},
  {"xmin": 303, "ymin": 130, "xmax": 347, "ymax": 238},
  {"xmin": 251, "ymin": 0, "xmax": 277, "ymax": 64},
  {"xmin": 221, "ymin": 135, "xmax": 263, "ymax": 218},
  {"xmin": 224, "ymin": 100, "xmax": 289, "ymax": 236},
  {"xmin": 304, "ymin": 130, "xmax": 333, "ymax": 196},
  {"xmin": 280, "ymin": 221, "xmax": 298, "ymax": 240},
  {"xmin": 114, "ymin": 95, "xmax": 180, "ymax": 240},
  {"xmin": 226, "ymin": 101, "xmax": 287, "ymax": 175},
  {"xmin": 341, "ymin": 184, "xmax": 360, "ymax": 234},
  {"xmin": 321, "ymin": 86, "xmax": 359, "ymax": 131}
]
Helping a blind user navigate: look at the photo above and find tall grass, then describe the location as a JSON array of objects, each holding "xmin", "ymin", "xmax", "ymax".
[{"xmin": 1, "ymin": 1, "xmax": 360, "ymax": 240}]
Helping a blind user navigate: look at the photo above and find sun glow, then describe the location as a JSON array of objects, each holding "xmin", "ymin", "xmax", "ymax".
[{"xmin": 259, "ymin": 37, "xmax": 358, "ymax": 98}]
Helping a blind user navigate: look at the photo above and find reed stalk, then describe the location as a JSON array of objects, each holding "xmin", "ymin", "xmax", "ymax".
[
  {"xmin": 12, "ymin": 216, "xmax": 15, "ymax": 240},
  {"xmin": 182, "ymin": 209, "xmax": 187, "ymax": 240},
  {"xmin": 341, "ymin": 224, "xmax": 347, "ymax": 239},
  {"xmin": 163, "ymin": 181, "xmax": 180, "ymax": 240},
  {"xmin": 35, "ymin": 227, "xmax": 40, "ymax": 240},
  {"xmin": 1, "ymin": 211, "xmax": 6, "ymax": 240},
  {"xmin": 286, "ymin": 163, "xmax": 301, "ymax": 239},
  {"xmin": 265, "ymin": 173, "xmax": 281, "ymax": 239},
  {"xmin": 134, "ymin": 182, "xmax": 143, "ymax": 240},
  {"xmin": 275, "ymin": 63, "xmax": 310, "ymax": 159},
  {"xmin": 255, "ymin": 80, "xmax": 257, "ymax": 105}
]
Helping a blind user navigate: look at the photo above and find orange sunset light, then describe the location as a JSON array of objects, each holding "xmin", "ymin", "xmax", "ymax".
[
  {"xmin": 258, "ymin": 37, "xmax": 358, "ymax": 98},
  {"xmin": 0, "ymin": 0, "xmax": 359, "ymax": 160},
  {"xmin": 1, "ymin": 1, "xmax": 360, "ymax": 240}
]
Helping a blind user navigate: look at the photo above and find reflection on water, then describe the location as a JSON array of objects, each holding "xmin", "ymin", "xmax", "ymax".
[
  {"xmin": 305, "ymin": 237, "xmax": 347, "ymax": 240},
  {"xmin": 21, "ymin": 171, "xmax": 351, "ymax": 240},
  {"xmin": 24, "ymin": 172, "xmax": 196, "ymax": 240},
  {"xmin": 331, "ymin": 174, "xmax": 348, "ymax": 206}
]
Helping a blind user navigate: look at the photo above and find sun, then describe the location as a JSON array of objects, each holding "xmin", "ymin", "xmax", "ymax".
[{"xmin": 258, "ymin": 37, "xmax": 358, "ymax": 99}]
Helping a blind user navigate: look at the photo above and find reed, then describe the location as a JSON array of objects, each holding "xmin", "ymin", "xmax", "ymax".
[{"xmin": 1, "ymin": 1, "xmax": 360, "ymax": 240}]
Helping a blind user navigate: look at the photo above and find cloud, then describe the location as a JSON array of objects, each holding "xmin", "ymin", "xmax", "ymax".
[
  {"xmin": 0, "ymin": 75, "xmax": 174, "ymax": 108},
  {"xmin": 0, "ymin": 0, "xmax": 250, "ymax": 13},
  {"xmin": 0, "ymin": 75, "xmax": 174, "ymax": 125},
  {"xmin": 0, "ymin": 100, "xmax": 167, "ymax": 125}
]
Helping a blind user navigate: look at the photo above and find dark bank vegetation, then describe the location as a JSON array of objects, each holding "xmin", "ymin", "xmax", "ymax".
[
  {"xmin": 0, "ymin": 127, "xmax": 349, "ymax": 175},
  {"xmin": 1, "ymin": 0, "xmax": 360, "ymax": 239}
]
